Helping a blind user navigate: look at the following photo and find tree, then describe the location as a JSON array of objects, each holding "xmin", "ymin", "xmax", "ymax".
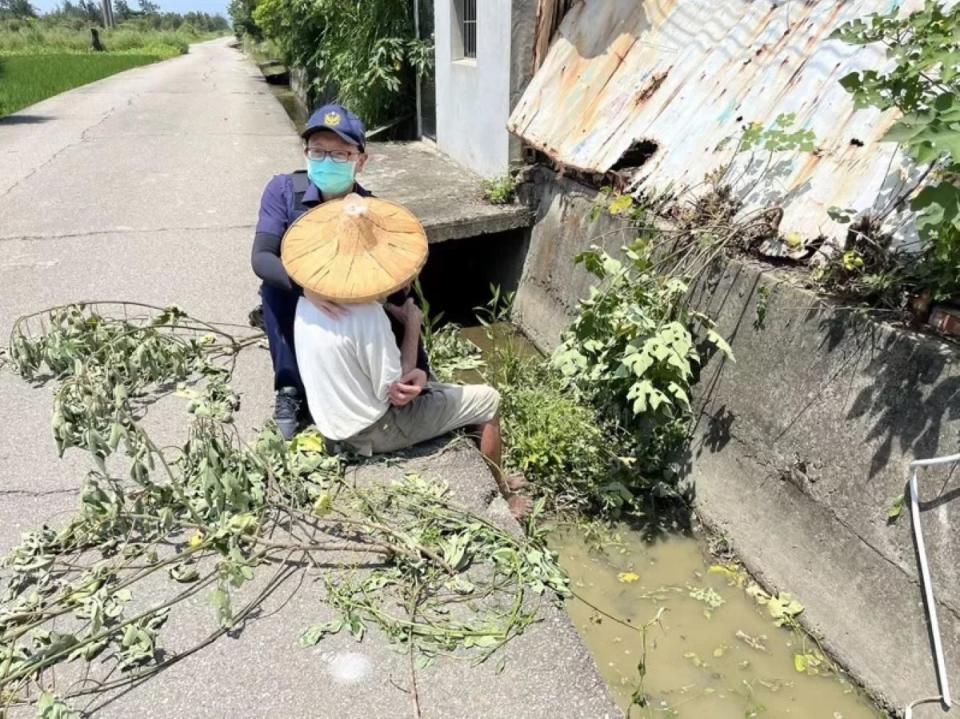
[
  {"xmin": 138, "ymin": 0, "xmax": 158, "ymax": 14},
  {"xmin": 0, "ymin": 0, "xmax": 37, "ymax": 17},
  {"xmin": 227, "ymin": 0, "xmax": 261, "ymax": 40},
  {"xmin": 113, "ymin": 0, "xmax": 131, "ymax": 21}
]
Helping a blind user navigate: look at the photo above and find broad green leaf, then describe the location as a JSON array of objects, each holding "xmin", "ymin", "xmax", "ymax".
[{"xmin": 706, "ymin": 329, "xmax": 734, "ymax": 360}]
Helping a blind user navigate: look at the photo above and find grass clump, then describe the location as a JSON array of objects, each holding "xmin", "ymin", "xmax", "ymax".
[
  {"xmin": 494, "ymin": 351, "xmax": 613, "ymax": 513},
  {"xmin": 481, "ymin": 173, "xmax": 519, "ymax": 205}
]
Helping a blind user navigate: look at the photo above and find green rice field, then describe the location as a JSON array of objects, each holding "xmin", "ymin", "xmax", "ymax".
[{"xmin": 0, "ymin": 52, "xmax": 166, "ymax": 117}]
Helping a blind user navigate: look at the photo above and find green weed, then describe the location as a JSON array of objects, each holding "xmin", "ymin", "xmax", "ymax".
[
  {"xmin": 829, "ymin": 1, "xmax": 960, "ymax": 305},
  {"xmin": 0, "ymin": 18, "xmax": 211, "ymax": 54},
  {"xmin": 491, "ymin": 350, "xmax": 622, "ymax": 514},
  {"xmin": 481, "ymin": 174, "xmax": 519, "ymax": 205}
]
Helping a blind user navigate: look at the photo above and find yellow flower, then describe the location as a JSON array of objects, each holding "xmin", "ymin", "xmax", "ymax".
[{"xmin": 617, "ymin": 571, "xmax": 640, "ymax": 584}]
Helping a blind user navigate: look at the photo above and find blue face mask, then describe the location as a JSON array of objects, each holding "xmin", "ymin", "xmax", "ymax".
[{"xmin": 306, "ymin": 157, "xmax": 357, "ymax": 197}]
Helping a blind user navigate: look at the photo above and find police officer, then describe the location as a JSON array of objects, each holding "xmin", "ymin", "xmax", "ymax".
[{"xmin": 251, "ymin": 103, "xmax": 429, "ymax": 439}]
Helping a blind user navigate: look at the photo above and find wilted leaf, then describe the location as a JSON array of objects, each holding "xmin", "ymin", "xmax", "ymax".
[
  {"xmin": 887, "ymin": 494, "xmax": 905, "ymax": 521},
  {"xmin": 298, "ymin": 619, "xmax": 343, "ymax": 647}
]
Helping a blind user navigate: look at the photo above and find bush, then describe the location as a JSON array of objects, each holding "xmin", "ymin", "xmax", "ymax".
[
  {"xmin": 492, "ymin": 351, "xmax": 614, "ymax": 511},
  {"xmin": 240, "ymin": 0, "xmax": 433, "ymax": 129}
]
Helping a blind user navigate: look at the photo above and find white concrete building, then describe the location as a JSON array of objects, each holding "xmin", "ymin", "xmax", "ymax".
[{"xmin": 420, "ymin": 0, "xmax": 537, "ymax": 178}]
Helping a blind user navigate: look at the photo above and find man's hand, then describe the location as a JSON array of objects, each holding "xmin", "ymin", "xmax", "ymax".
[
  {"xmin": 385, "ymin": 297, "xmax": 423, "ymax": 329},
  {"xmin": 305, "ymin": 289, "xmax": 346, "ymax": 320},
  {"xmin": 388, "ymin": 369, "xmax": 427, "ymax": 407}
]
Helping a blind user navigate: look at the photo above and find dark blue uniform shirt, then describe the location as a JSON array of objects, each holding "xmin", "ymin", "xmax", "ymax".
[{"xmin": 255, "ymin": 173, "xmax": 372, "ymax": 239}]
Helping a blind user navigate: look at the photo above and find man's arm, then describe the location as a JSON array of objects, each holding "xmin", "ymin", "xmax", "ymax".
[
  {"xmin": 252, "ymin": 232, "xmax": 295, "ymax": 291},
  {"xmin": 356, "ymin": 307, "xmax": 403, "ymax": 403},
  {"xmin": 387, "ymin": 300, "xmax": 427, "ymax": 407},
  {"xmin": 387, "ymin": 312, "xmax": 431, "ymax": 375}
]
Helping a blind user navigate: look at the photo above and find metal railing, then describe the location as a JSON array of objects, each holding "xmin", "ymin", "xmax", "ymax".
[{"xmin": 905, "ymin": 452, "xmax": 960, "ymax": 719}]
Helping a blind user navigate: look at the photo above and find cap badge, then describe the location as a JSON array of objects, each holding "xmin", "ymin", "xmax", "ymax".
[{"xmin": 324, "ymin": 112, "xmax": 342, "ymax": 127}]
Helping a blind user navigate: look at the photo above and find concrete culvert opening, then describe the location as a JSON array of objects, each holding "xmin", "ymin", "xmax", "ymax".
[{"xmin": 418, "ymin": 228, "xmax": 530, "ymax": 325}]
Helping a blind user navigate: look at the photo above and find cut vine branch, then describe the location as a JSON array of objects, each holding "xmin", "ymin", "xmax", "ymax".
[{"xmin": 0, "ymin": 302, "xmax": 569, "ymax": 717}]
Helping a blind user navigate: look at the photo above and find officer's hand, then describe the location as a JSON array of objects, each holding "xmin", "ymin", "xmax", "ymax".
[
  {"xmin": 305, "ymin": 290, "xmax": 346, "ymax": 320},
  {"xmin": 403, "ymin": 298, "xmax": 423, "ymax": 329},
  {"xmin": 385, "ymin": 298, "xmax": 423, "ymax": 328}
]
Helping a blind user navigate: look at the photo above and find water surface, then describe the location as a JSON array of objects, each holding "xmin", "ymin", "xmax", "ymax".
[{"xmin": 553, "ymin": 528, "xmax": 885, "ymax": 718}]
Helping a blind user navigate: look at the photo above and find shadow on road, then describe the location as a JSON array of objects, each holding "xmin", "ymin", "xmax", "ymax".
[{"xmin": 0, "ymin": 114, "xmax": 54, "ymax": 125}]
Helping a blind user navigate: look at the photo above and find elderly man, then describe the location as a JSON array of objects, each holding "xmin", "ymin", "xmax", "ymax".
[
  {"xmin": 251, "ymin": 103, "xmax": 429, "ymax": 439},
  {"xmin": 284, "ymin": 193, "xmax": 533, "ymax": 519}
]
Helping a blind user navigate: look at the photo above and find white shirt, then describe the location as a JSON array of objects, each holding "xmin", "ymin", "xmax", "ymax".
[{"xmin": 294, "ymin": 298, "xmax": 403, "ymax": 440}]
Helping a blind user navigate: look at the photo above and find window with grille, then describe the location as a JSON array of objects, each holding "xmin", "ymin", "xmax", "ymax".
[{"xmin": 458, "ymin": 0, "xmax": 477, "ymax": 59}]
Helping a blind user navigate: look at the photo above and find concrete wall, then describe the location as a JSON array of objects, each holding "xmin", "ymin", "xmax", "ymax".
[
  {"xmin": 513, "ymin": 169, "xmax": 960, "ymax": 715},
  {"xmin": 508, "ymin": 0, "xmax": 539, "ymax": 165},
  {"xmin": 434, "ymin": 0, "xmax": 525, "ymax": 178}
]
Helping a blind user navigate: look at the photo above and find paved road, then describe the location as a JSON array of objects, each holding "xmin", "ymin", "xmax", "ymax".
[
  {"xmin": 0, "ymin": 36, "xmax": 292, "ymax": 561},
  {"xmin": 0, "ymin": 39, "xmax": 295, "ymax": 533},
  {"xmin": 0, "ymin": 39, "xmax": 618, "ymax": 718}
]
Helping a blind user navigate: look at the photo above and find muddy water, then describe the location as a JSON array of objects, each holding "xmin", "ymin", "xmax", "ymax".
[
  {"xmin": 452, "ymin": 323, "xmax": 884, "ymax": 717},
  {"xmin": 554, "ymin": 529, "xmax": 884, "ymax": 718}
]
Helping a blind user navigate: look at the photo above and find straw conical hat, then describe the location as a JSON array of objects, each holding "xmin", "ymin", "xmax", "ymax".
[{"xmin": 281, "ymin": 194, "xmax": 428, "ymax": 303}]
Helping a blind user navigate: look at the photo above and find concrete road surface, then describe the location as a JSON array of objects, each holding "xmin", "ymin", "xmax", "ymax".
[{"xmin": 0, "ymin": 39, "xmax": 618, "ymax": 718}]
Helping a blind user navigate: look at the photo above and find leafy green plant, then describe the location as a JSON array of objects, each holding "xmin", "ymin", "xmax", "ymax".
[
  {"xmin": 416, "ymin": 279, "xmax": 486, "ymax": 383},
  {"xmin": 553, "ymin": 244, "xmax": 732, "ymax": 437},
  {"xmin": 834, "ymin": 1, "xmax": 960, "ymax": 300},
  {"xmin": 474, "ymin": 284, "xmax": 515, "ymax": 329},
  {"xmin": 491, "ymin": 349, "xmax": 627, "ymax": 514},
  {"xmin": 246, "ymin": 0, "xmax": 432, "ymax": 129},
  {"xmin": 427, "ymin": 325, "xmax": 484, "ymax": 382},
  {"xmin": 481, "ymin": 174, "xmax": 519, "ymax": 205}
]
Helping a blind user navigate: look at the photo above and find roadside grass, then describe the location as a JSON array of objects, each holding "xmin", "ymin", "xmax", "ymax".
[
  {"xmin": 0, "ymin": 19, "xmax": 218, "ymax": 54},
  {"xmin": 0, "ymin": 53, "xmax": 170, "ymax": 116},
  {"xmin": 0, "ymin": 18, "xmax": 230, "ymax": 116}
]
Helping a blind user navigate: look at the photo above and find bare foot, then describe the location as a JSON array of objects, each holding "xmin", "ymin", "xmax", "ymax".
[
  {"xmin": 506, "ymin": 474, "xmax": 528, "ymax": 492},
  {"xmin": 507, "ymin": 493, "xmax": 534, "ymax": 520}
]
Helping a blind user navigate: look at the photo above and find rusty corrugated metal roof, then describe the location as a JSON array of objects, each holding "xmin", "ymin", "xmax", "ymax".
[{"xmin": 508, "ymin": 0, "xmax": 922, "ymax": 242}]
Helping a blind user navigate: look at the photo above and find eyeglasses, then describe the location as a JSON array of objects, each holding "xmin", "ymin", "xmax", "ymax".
[{"xmin": 305, "ymin": 148, "xmax": 357, "ymax": 163}]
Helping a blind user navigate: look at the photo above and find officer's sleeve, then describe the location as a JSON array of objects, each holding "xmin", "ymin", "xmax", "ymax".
[{"xmin": 252, "ymin": 176, "xmax": 295, "ymax": 291}]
